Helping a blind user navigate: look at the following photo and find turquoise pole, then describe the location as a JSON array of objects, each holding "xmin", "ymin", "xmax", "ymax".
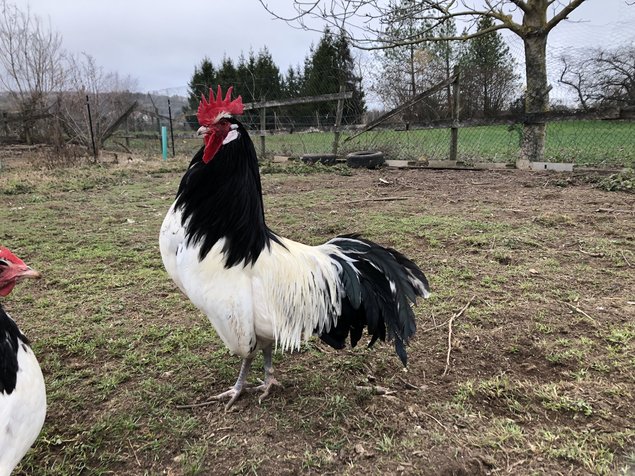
[{"xmin": 161, "ymin": 126, "xmax": 168, "ymax": 160}]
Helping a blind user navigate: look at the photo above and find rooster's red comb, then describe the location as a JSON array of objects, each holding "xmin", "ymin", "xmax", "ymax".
[
  {"xmin": 197, "ymin": 85, "xmax": 244, "ymax": 126},
  {"xmin": 0, "ymin": 246, "xmax": 22, "ymax": 264}
]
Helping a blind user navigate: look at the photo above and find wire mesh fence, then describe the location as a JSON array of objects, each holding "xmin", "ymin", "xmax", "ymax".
[
  {"xmin": 2, "ymin": 83, "xmax": 632, "ymax": 169},
  {"xmin": 94, "ymin": 119, "xmax": 634, "ymax": 170}
]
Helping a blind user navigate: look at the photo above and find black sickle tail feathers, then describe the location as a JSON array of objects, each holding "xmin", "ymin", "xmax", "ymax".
[{"xmin": 320, "ymin": 234, "xmax": 430, "ymax": 366}]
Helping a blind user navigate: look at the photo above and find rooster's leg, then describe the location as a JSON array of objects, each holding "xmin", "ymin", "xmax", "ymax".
[
  {"xmin": 250, "ymin": 344, "xmax": 283, "ymax": 403},
  {"xmin": 211, "ymin": 357, "xmax": 252, "ymax": 410}
]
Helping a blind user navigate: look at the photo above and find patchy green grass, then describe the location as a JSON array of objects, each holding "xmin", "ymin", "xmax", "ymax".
[{"xmin": 1, "ymin": 156, "xmax": 634, "ymax": 475}]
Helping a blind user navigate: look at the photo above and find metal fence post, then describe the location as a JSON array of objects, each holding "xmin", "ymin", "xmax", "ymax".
[
  {"xmin": 85, "ymin": 95, "xmax": 97, "ymax": 159},
  {"xmin": 161, "ymin": 126, "xmax": 168, "ymax": 160},
  {"xmin": 168, "ymin": 98, "xmax": 175, "ymax": 157},
  {"xmin": 449, "ymin": 70, "xmax": 460, "ymax": 162}
]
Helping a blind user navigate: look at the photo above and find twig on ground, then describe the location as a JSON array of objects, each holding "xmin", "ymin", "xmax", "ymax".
[
  {"xmin": 356, "ymin": 385, "xmax": 396, "ymax": 396},
  {"xmin": 443, "ymin": 296, "xmax": 476, "ymax": 377},
  {"xmin": 128, "ymin": 439, "xmax": 141, "ymax": 467},
  {"xmin": 420, "ymin": 319, "xmax": 449, "ymax": 334},
  {"xmin": 301, "ymin": 404, "xmax": 327, "ymax": 420},
  {"xmin": 176, "ymin": 400, "xmax": 218, "ymax": 409},
  {"xmin": 397, "ymin": 376, "xmax": 421, "ymax": 390},
  {"xmin": 113, "ymin": 140, "xmax": 132, "ymax": 153},
  {"xmin": 421, "ymin": 412, "xmax": 448, "ymax": 432},
  {"xmin": 621, "ymin": 251, "xmax": 633, "ymax": 267},
  {"xmin": 346, "ymin": 196, "xmax": 410, "ymax": 204},
  {"xmin": 578, "ymin": 248, "xmax": 605, "ymax": 258},
  {"xmin": 561, "ymin": 301, "xmax": 598, "ymax": 325},
  {"xmin": 596, "ymin": 208, "xmax": 635, "ymax": 214}
]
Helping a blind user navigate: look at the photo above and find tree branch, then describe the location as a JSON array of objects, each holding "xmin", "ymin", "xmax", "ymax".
[
  {"xmin": 508, "ymin": 0, "xmax": 529, "ymax": 12},
  {"xmin": 546, "ymin": 0, "xmax": 588, "ymax": 32}
]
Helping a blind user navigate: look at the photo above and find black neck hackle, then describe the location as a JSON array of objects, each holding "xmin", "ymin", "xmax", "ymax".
[{"xmin": 174, "ymin": 119, "xmax": 281, "ymax": 268}]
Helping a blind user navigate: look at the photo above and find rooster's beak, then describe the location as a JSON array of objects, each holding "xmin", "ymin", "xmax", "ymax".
[
  {"xmin": 16, "ymin": 266, "xmax": 41, "ymax": 281},
  {"xmin": 197, "ymin": 126, "xmax": 210, "ymax": 136}
]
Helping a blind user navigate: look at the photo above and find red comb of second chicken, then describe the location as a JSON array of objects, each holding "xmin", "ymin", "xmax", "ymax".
[{"xmin": 197, "ymin": 85, "xmax": 244, "ymax": 126}]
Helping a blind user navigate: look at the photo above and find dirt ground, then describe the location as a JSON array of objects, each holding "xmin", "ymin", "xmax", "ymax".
[
  {"xmin": 1, "ymin": 156, "xmax": 634, "ymax": 475},
  {"xmin": 258, "ymin": 166, "xmax": 635, "ymax": 473}
]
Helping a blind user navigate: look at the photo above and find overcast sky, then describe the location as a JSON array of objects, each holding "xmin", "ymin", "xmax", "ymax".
[{"xmin": 10, "ymin": 0, "xmax": 635, "ymax": 98}]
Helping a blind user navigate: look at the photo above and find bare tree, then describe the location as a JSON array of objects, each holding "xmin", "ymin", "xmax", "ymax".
[
  {"xmin": 57, "ymin": 53, "xmax": 138, "ymax": 157},
  {"xmin": 0, "ymin": 0, "xmax": 67, "ymax": 143},
  {"xmin": 369, "ymin": 1, "xmax": 459, "ymax": 121},
  {"xmin": 259, "ymin": 0, "xmax": 588, "ymax": 165},
  {"xmin": 559, "ymin": 46, "xmax": 635, "ymax": 111},
  {"xmin": 558, "ymin": 55, "xmax": 593, "ymax": 110}
]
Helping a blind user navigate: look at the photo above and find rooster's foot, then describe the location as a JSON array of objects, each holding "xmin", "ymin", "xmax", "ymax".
[
  {"xmin": 211, "ymin": 386, "xmax": 245, "ymax": 410},
  {"xmin": 247, "ymin": 376, "xmax": 283, "ymax": 403}
]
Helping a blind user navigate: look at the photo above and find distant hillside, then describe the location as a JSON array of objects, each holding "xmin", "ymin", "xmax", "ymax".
[
  {"xmin": 0, "ymin": 90, "xmax": 189, "ymax": 118},
  {"xmin": 135, "ymin": 93, "xmax": 189, "ymax": 118}
]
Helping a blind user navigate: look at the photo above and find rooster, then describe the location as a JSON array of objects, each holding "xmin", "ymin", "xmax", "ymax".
[
  {"xmin": 0, "ymin": 247, "xmax": 45, "ymax": 475},
  {"xmin": 159, "ymin": 86, "xmax": 429, "ymax": 409}
]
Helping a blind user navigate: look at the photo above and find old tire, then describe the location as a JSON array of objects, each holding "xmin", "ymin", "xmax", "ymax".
[{"xmin": 346, "ymin": 150, "xmax": 385, "ymax": 169}]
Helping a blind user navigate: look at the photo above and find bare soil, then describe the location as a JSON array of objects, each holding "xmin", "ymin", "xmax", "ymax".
[{"xmin": 1, "ymin": 156, "xmax": 633, "ymax": 475}]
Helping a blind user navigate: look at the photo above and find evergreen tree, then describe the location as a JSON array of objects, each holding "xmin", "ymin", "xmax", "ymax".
[
  {"xmin": 335, "ymin": 33, "xmax": 366, "ymax": 124},
  {"xmin": 297, "ymin": 28, "xmax": 365, "ymax": 125},
  {"xmin": 282, "ymin": 65, "xmax": 304, "ymax": 98},
  {"xmin": 253, "ymin": 47, "xmax": 282, "ymax": 101},
  {"xmin": 185, "ymin": 32, "xmax": 365, "ymax": 130},
  {"xmin": 459, "ymin": 17, "xmax": 519, "ymax": 118},
  {"xmin": 236, "ymin": 48, "xmax": 282, "ymax": 102},
  {"xmin": 216, "ymin": 57, "xmax": 238, "ymax": 94},
  {"xmin": 236, "ymin": 51, "xmax": 257, "ymax": 103},
  {"xmin": 186, "ymin": 57, "xmax": 216, "ymax": 112}
]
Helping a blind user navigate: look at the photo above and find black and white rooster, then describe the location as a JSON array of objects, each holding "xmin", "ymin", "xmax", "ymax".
[
  {"xmin": 0, "ymin": 247, "xmax": 45, "ymax": 475},
  {"xmin": 159, "ymin": 86, "xmax": 429, "ymax": 409}
]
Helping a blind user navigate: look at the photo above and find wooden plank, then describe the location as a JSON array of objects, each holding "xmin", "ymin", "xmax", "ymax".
[
  {"xmin": 344, "ymin": 74, "xmax": 458, "ymax": 142},
  {"xmin": 362, "ymin": 107, "xmax": 628, "ymax": 133},
  {"xmin": 101, "ymin": 101, "xmax": 138, "ymax": 143},
  {"xmin": 243, "ymin": 91, "xmax": 353, "ymax": 110}
]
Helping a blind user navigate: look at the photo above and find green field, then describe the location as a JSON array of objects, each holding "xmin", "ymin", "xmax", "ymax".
[{"xmin": 261, "ymin": 120, "xmax": 635, "ymax": 167}]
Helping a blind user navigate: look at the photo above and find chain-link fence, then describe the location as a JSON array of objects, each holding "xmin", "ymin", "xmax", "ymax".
[{"xmin": 122, "ymin": 82, "xmax": 632, "ymax": 169}]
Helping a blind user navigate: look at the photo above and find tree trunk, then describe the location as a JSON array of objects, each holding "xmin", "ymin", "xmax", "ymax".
[
  {"xmin": 519, "ymin": 2, "xmax": 550, "ymax": 167},
  {"xmin": 409, "ymin": 45, "xmax": 417, "ymax": 97}
]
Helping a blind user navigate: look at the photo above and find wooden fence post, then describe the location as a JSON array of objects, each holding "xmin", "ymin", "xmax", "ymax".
[
  {"xmin": 1, "ymin": 111, "xmax": 8, "ymax": 136},
  {"xmin": 332, "ymin": 85, "xmax": 346, "ymax": 155},
  {"xmin": 449, "ymin": 70, "xmax": 460, "ymax": 162},
  {"xmin": 259, "ymin": 106, "xmax": 266, "ymax": 159}
]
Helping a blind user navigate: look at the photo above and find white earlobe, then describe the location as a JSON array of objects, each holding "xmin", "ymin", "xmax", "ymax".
[{"xmin": 223, "ymin": 130, "xmax": 239, "ymax": 145}]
